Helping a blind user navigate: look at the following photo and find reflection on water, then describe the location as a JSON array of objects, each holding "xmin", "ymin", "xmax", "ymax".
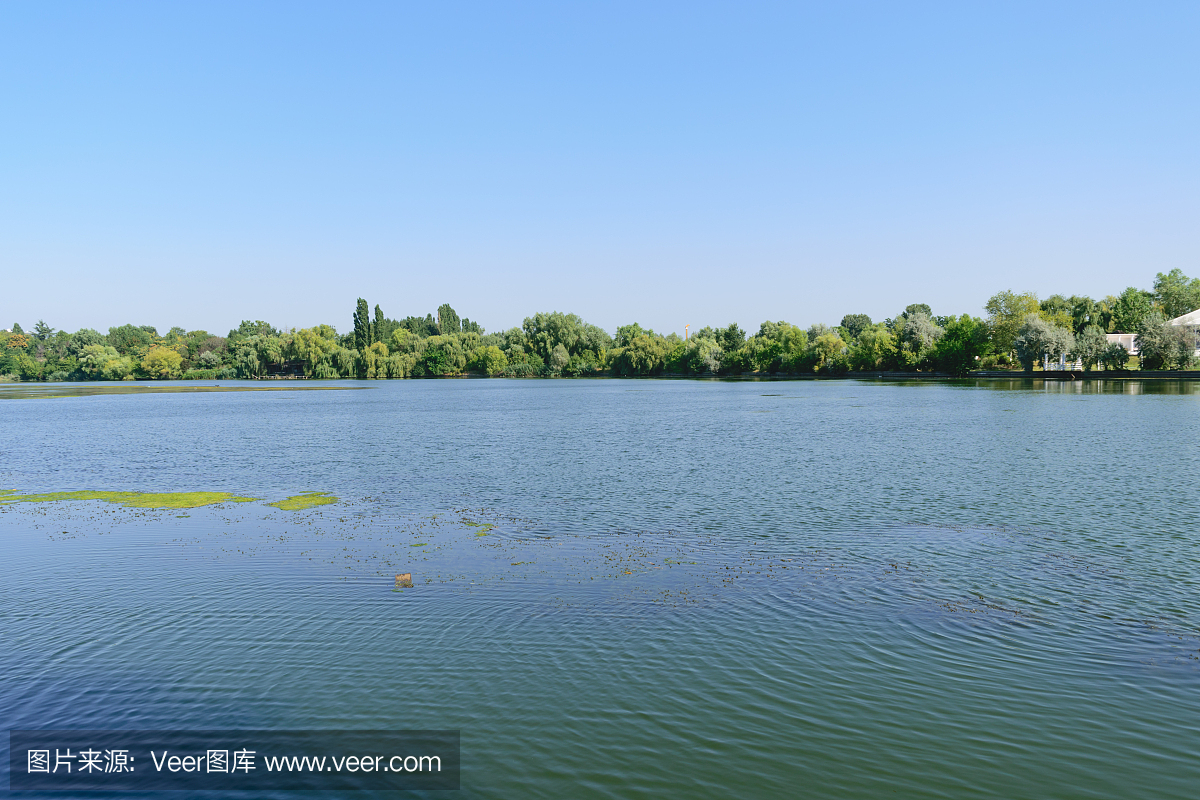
[
  {"xmin": 1, "ymin": 379, "xmax": 1198, "ymax": 799},
  {"xmin": 959, "ymin": 377, "xmax": 1200, "ymax": 394},
  {"xmin": 0, "ymin": 380, "xmax": 361, "ymax": 400}
]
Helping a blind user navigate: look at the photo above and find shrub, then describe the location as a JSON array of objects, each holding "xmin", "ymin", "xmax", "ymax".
[
  {"xmin": 500, "ymin": 362, "xmax": 545, "ymax": 377},
  {"xmin": 197, "ymin": 350, "xmax": 222, "ymax": 368},
  {"xmin": 1100, "ymin": 343, "xmax": 1131, "ymax": 371}
]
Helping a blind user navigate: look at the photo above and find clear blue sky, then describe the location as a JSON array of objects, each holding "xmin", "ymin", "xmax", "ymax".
[{"xmin": 3, "ymin": 1, "xmax": 1197, "ymax": 337}]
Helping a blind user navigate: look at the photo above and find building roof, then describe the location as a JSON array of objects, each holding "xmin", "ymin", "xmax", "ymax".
[{"xmin": 1169, "ymin": 309, "xmax": 1200, "ymax": 325}]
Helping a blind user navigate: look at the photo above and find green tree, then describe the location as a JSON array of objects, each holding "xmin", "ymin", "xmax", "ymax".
[
  {"xmin": 717, "ymin": 323, "xmax": 745, "ymax": 354},
  {"xmin": 1153, "ymin": 268, "xmax": 1200, "ymax": 320},
  {"xmin": 985, "ymin": 290, "xmax": 1040, "ymax": 355},
  {"xmin": 1038, "ymin": 295, "xmax": 1073, "ymax": 329},
  {"xmin": 11, "ymin": 323, "xmax": 24, "ymax": 334},
  {"xmin": 1014, "ymin": 315, "xmax": 1074, "ymax": 371},
  {"xmin": 806, "ymin": 323, "xmax": 834, "ymax": 340},
  {"xmin": 1110, "ymin": 287, "xmax": 1155, "ymax": 333},
  {"xmin": 399, "ymin": 315, "xmax": 439, "ymax": 337},
  {"xmin": 417, "ymin": 335, "xmax": 467, "ymax": 375},
  {"xmin": 107, "ymin": 324, "xmax": 156, "ymax": 356},
  {"xmin": 390, "ymin": 327, "xmax": 414, "ymax": 352},
  {"xmin": 437, "ymin": 304, "xmax": 461, "ymax": 335},
  {"xmin": 80, "ymin": 344, "xmax": 120, "ymax": 377},
  {"xmin": 373, "ymin": 305, "xmax": 385, "ymax": 345},
  {"xmin": 666, "ymin": 327, "xmax": 720, "ymax": 374},
  {"xmin": 234, "ymin": 345, "xmax": 260, "ymax": 378},
  {"xmin": 177, "ymin": 330, "xmax": 211, "ymax": 362},
  {"xmin": 1072, "ymin": 325, "xmax": 1108, "ymax": 371},
  {"xmin": 897, "ymin": 312, "xmax": 943, "ymax": 368},
  {"xmin": 839, "ymin": 314, "xmax": 872, "ymax": 339},
  {"xmin": 848, "ymin": 324, "xmax": 896, "ymax": 370},
  {"xmin": 1067, "ymin": 296, "xmax": 1104, "ymax": 334},
  {"xmin": 362, "ymin": 341, "xmax": 389, "ymax": 378},
  {"xmin": 383, "ymin": 352, "xmax": 416, "ymax": 378},
  {"xmin": 352, "ymin": 299, "xmax": 373, "ymax": 354},
  {"xmin": 68, "ymin": 328, "xmax": 105, "ymax": 356},
  {"xmin": 254, "ymin": 335, "xmax": 285, "ymax": 374},
  {"xmin": 289, "ymin": 325, "xmax": 339, "ymax": 376},
  {"xmin": 614, "ymin": 322, "xmax": 648, "ymax": 347},
  {"xmin": 549, "ymin": 343, "xmax": 570, "ymax": 373},
  {"xmin": 101, "ymin": 354, "xmax": 135, "ymax": 380},
  {"xmin": 932, "ymin": 316, "xmax": 990, "ymax": 376},
  {"xmin": 142, "ymin": 346, "xmax": 184, "ymax": 379},
  {"xmin": 227, "ymin": 320, "xmax": 278, "ymax": 342},
  {"xmin": 1136, "ymin": 311, "xmax": 1196, "ymax": 370},
  {"xmin": 330, "ymin": 347, "xmax": 357, "ymax": 377},
  {"xmin": 197, "ymin": 351, "xmax": 222, "ymax": 369},
  {"xmin": 741, "ymin": 321, "xmax": 807, "ymax": 373},
  {"xmin": 1100, "ymin": 342, "xmax": 1131, "ymax": 370},
  {"xmin": 524, "ymin": 312, "xmax": 599, "ymax": 361},
  {"xmin": 32, "ymin": 320, "xmax": 55, "ymax": 341},
  {"xmin": 470, "ymin": 345, "xmax": 508, "ymax": 376},
  {"xmin": 610, "ymin": 335, "xmax": 671, "ymax": 376},
  {"xmin": 811, "ymin": 332, "xmax": 848, "ymax": 374}
]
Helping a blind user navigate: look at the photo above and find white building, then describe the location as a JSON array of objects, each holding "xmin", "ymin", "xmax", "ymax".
[
  {"xmin": 1105, "ymin": 332, "xmax": 1138, "ymax": 354},
  {"xmin": 1171, "ymin": 309, "xmax": 1200, "ymax": 356},
  {"xmin": 1106, "ymin": 309, "xmax": 1200, "ymax": 356}
]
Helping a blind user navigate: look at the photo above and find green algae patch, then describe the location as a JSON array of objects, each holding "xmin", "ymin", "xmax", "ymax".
[
  {"xmin": 462, "ymin": 520, "xmax": 496, "ymax": 536},
  {"xmin": 4, "ymin": 490, "xmax": 259, "ymax": 509},
  {"xmin": 267, "ymin": 492, "xmax": 339, "ymax": 511}
]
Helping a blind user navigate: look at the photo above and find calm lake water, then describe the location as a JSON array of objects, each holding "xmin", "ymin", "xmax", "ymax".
[{"xmin": 2, "ymin": 378, "xmax": 1198, "ymax": 799}]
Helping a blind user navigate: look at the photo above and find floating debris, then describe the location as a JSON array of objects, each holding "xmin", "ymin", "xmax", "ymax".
[{"xmin": 395, "ymin": 573, "xmax": 413, "ymax": 589}]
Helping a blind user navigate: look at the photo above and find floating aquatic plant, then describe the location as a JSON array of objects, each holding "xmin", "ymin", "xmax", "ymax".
[
  {"xmin": 0, "ymin": 490, "xmax": 258, "ymax": 509},
  {"xmin": 267, "ymin": 492, "xmax": 339, "ymax": 511}
]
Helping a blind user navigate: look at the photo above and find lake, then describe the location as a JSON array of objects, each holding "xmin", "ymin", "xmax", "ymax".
[{"xmin": 2, "ymin": 378, "xmax": 1198, "ymax": 799}]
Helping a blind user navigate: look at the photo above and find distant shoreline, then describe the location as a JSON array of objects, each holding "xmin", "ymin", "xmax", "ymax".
[{"xmin": 6, "ymin": 369, "xmax": 1200, "ymax": 389}]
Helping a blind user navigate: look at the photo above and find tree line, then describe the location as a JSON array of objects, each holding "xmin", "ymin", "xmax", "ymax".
[{"xmin": 3, "ymin": 269, "xmax": 1198, "ymax": 382}]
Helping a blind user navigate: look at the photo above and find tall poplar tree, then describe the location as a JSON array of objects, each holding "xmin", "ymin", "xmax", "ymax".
[
  {"xmin": 437, "ymin": 304, "xmax": 460, "ymax": 335},
  {"xmin": 353, "ymin": 298, "xmax": 373, "ymax": 353}
]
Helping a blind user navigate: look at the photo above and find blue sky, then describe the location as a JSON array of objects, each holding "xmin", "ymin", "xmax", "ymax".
[{"xmin": 2, "ymin": 1, "xmax": 1197, "ymax": 337}]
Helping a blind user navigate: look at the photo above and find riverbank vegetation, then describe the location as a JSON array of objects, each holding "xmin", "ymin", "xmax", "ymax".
[{"xmin": 4, "ymin": 269, "xmax": 1198, "ymax": 382}]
